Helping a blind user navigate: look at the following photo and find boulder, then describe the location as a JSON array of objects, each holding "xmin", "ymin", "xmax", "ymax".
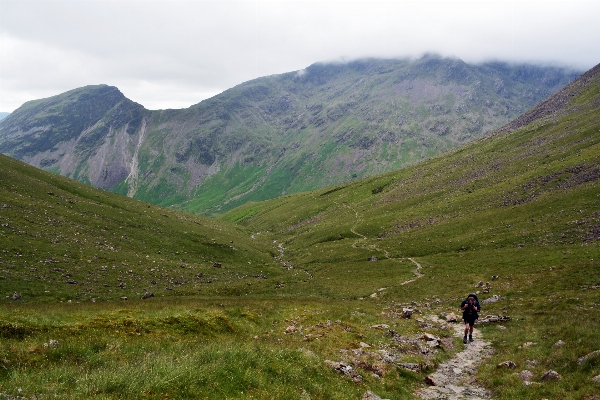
[
  {"xmin": 362, "ymin": 391, "xmax": 389, "ymax": 400},
  {"xmin": 481, "ymin": 295, "xmax": 505, "ymax": 305},
  {"xmin": 10, "ymin": 292, "xmax": 21, "ymax": 301},
  {"xmin": 520, "ymin": 342, "xmax": 537, "ymax": 348},
  {"xmin": 519, "ymin": 370, "xmax": 535, "ymax": 381},
  {"xmin": 324, "ymin": 360, "xmax": 363, "ymax": 383},
  {"xmin": 401, "ymin": 308, "xmax": 413, "ymax": 319},
  {"xmin": 578, "ymin": 350, "xmax": 600, "ymax": 365},
  {"xmin": 445, "ymin": 312, "xmax": 458, "ymax": 322},
  {"xmin": 142, "ymin": 291, "xmax": 154, "ymax": 299},
  {"xmin": 370, "ymin": 324, "xmax": 390, "ymax": 330},
  {"xmin": 497, "ymin": 361, "xmax": 517, "ymax": 369},
  {"xmin": 540, "ymin": 370, "xmax": 562, "ymax": 382}
]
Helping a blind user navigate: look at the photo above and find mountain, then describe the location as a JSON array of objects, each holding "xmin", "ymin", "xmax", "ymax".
[
  {"xmin": 0, "ymin": 112, "xmax": 9, "ymax": 121},
  {"xmin": 223, "ymin": 62, "xmax": 600, "ymax": 249},
  {"xmin": 0, "ymin": 55, "xmax": 580, "ymax": 214}
]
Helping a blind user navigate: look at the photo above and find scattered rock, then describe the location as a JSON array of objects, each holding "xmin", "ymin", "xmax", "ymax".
[
  {"xmin": 476, "ymin": 281, "xmax": 484, "ymax": 287},
  {"xmin": 397, "ymin": 362, "xmax": 422, "ymax": 372},
  {"xmin": 359, "ymin": 342, "xmax": 371, "ymax": 348},
  {"xmin": 520, "ymin": 342, "xmax": 537, "ymax": 349},
  {"xmin": 213, "ymin": 262, "xmax": 221, "ymax": 268},
  {"xmin": 481, "ymin": 295, "xmax": 506, "ymax": 305},
  {"xmin": 497, "ymin": 361, "xmax": 518, "ymax": 369},
  {"xmin": 592, "ymin": 374, "xmax": 600, "ymax": 383},
  {"xmin": 43, "ymin": 339, "xmax": 59, "ymax": 349},
  {"xmin": 578, "ymin": 350, "xmax": 600, "ymax": 365},
  {"xmin": 10, "ymin": 292, "xmax": 21, "ymax": 301},
  {"xmin": 445, "ymin": 312, "xmax": 458, "ymax": 322},
  {"xmin": 142, "ymin": 291, "xmax": 154, "ymax": 299},
  {"xmin": 519, "ymin": 370, "xmax": 535, "ymax": 381},
  {"xmin": 370, "ymin": 324, "xmax": 390, "ymax": 330},
  {"xmin": 66, "ymin": 279, "xmax": 77, "ymax": 285},
  {"xmin": 370, "ymin": 292, "xmax": 378, "ymax": 298},
  {"xmin": 362, "ymin": 390, "xmax": 389, "ymax": 400},
  {"xmin": 285, "ymin": 325, "xmax": 296, "ymax": 334},
  {"xmin": 540, "ymin": 370, "xmax": 562, "ymax": 382},
  {"xmin": 526, "ymin": 359, "xmax": 539, "ymax": 368},
  {"xmin": 120, "ymin": 296, "xmax": 128, "ymax": 301},
  {"xmin": 478, "ymin": 315, "xmax": 511, "ymax": 324},
  {"xmin": 553, "ymin": 340, "xmax": 566, "ymax": 347},
  {"xmin": 324, "ymin": 360, "xmax": 363, "ymax": 383},
  {"xmin": 368, "ymin": 256, "xmax": 378, "ymax": 262},
  {"xmin": 424, "ymin": 375, "xmax": 440, "ymax": 386},
  {"xmin": 492, "ymin": 275, "xmax": 499, "ymax": 280},
  {"xmin": 401, "ymin": 308, "xmax": 413, "ymax": 319}
]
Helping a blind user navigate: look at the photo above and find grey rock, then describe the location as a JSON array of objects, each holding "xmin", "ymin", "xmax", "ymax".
[
  {"xmin": 362, "ymin": 391, "xmax": 389, "ymax": 400},
  {"xmin": 10, "ymin": 292, "xmax": 21, "ymax": 301},
  {"xmin": 519, "ymin": 370, "xmax": 535, "ymax": 381},
  {"xmin": 578, "ymin": 349, "xmax": 600, "ymax": 365},
  {"xmin": 445, "ymin": 312, "xmax": 458, "ymax": 322},
  {"xmin": 553, "ymin": 340, "xmax": 565, "ymax": 347},
  {"xmin": 324, "ymin": 360, "xmax": 362, "ymax": 383},
  {"xmin": 481, "ymin": 295, "xmax": 505, "ymax": 305},
  {"xmin": 540, "ymin": 370, "xmax": 561, "ymax": 382},
  {"xmin": 142, "ymin": 291, "xmax": 154, "ymax": 299},
  {"xmin": 497, "ymin": 361, "xmax": 517, "ymax": 369},
  {"xmin": 397, "ymin": 362, "xmax": 422, "ymax": 372},
  {"xmin": 370, "ymin": 324, "xmax": 390, "ymax": 329},
  {"xmin": 592, "ymin": 374, "xmax": 600, "ymax": 383}
]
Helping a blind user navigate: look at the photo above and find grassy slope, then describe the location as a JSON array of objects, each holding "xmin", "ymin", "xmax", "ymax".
[
  {"xmin": 222, "ymin": 65, "xmax": 600, "ymax": 398},
  {"xmin": 0, "ymin": 154, "xmax": 279, "ymax": 303}
]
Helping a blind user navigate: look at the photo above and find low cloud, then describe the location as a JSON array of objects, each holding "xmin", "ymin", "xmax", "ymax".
[{"xmin": 1, "ymin": 0, "xmax": 598, "ymax": 111}]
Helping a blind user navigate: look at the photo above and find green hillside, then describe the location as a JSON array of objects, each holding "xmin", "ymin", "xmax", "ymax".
[
  {"xmin": 221, "ymin": 63, "xmax": 600, "ymax": 398},
  {"xmin": 0, "ymin": 56, "xmax": 580, "ymax": 215},
  {"xmin": 0, "ymin": 153, "xmax": 280, "ymax": 302}
]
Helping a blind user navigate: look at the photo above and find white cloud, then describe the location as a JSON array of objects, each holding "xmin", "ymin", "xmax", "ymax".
[{"xmin": 1, "ymin": 0, "xmax": 599, "ymax": 111}]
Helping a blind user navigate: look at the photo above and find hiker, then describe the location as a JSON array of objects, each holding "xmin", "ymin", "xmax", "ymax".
[{"xmin": 460, "ymin": 293, "xmax": 480, "ymax": 343}]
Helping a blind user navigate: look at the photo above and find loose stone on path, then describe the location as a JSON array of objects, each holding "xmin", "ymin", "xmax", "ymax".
[{"xmin": 414, "ymin": 316, "xmax": 493, "ymax": 399}]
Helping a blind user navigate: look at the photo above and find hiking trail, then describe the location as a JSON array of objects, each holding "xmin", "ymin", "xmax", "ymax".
[{"xmin": 414, "ymin": 316, "xmax": 494, "ymax": 399}]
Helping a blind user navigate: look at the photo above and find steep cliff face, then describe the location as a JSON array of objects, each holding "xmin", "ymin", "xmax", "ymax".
[
  {"xmin": 0, "ymin": 85, "xmax": 149, "ymax": 191},
  {"xmin": 0, "ymin": 56, "xmax": 581, "ymax": 214}
]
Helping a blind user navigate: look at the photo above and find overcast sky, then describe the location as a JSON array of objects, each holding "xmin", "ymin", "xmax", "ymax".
[{"xmin": 1, "ymin": 0, "xmax": 599, "ymax": 112}]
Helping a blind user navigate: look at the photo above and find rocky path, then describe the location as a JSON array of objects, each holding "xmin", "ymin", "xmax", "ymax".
[{"xmin": 414, "ymin": 318, "xmax": 494, "ymax": 399}]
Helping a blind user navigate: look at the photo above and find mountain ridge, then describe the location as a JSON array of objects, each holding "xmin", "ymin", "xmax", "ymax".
[{"xmin": 0, "ymin": 56, "xmax": 581, "ymax": 214}]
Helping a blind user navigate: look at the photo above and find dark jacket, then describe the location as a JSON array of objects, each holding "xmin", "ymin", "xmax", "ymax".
[{"xmin": 461, "ymin": 298, "xmax": 480, "ymax": 320}]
